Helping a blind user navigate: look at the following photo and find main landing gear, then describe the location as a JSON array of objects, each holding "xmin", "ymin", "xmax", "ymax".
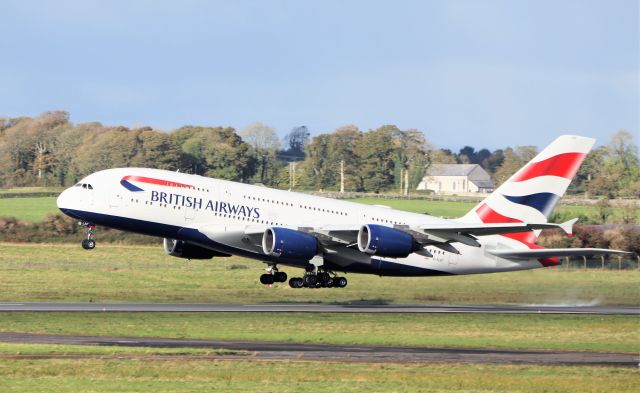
[
  {"xmin": 288, "ymin": 269, "xmax": 347, "ymax": 289},
  {"xmin": 79, "ymin": 221, "xmax": 96, "ymax": 250},
  {"xmin": 259, "ymin": 265, "xmax": 347, "ymax": 288}
]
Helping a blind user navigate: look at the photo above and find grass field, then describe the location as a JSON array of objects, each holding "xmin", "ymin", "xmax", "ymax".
[
  {"xmin": 1, "ymin": 243, "xmax": 638, "ymax": 305},
  {"xmin": 0, "ymin": 186, "xmax": 64, "ymax": 194},
  {"xmin": 2, "ymin": 312, "xmax": 637, "ymax": 353},
  {"xmin": 1, "ymin": 244, "xmax": 638, "ymax": 391},
  {"xmin": 1, "ymin": 358, "xmax": 636, "ymax": 393},
  {"xmin": 0, "ymin": 196, "xmax": 58, "ymax": 222}
]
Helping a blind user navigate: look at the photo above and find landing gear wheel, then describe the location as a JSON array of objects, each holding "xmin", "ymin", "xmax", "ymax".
[
  {"xmin": 289, "ymin": 277, "xmax": 304, "ymax": 288},
  {"xmin": 260, "ymin": 274, "xmax": 275, "ymax": 285},
  {"xmin": 336, "ymin": 277, "xmax": 348, "ymax": 288},
  {"xmin": 275, "ymin": 271, "xmax": 287, "ymax": 283},
  {"xmin": 81, "ymin": 239, "xmax": 96, "ymax": 250},
  {"xmin": 304, "ymin": 275, "xmax": 318, "ymax": 287},
  {"xmin": 318, "ymin": 272, "xmax": 331, "ymax": 284}
]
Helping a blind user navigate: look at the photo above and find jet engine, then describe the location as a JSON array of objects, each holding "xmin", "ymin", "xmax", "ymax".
[
  {"xmin": 163, "ymin": 238, "xmax": 228, "ymax": 259},
  {"xmin": 357, "ymin": 224, "xmax": 419, "ymax": 258},
  {"xmin": 262, "ymin": 227, "xmax": 318, "ymax": 260}
]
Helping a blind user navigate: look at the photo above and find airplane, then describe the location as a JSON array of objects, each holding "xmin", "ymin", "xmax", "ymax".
[{"xmin": 56, "ymin": 135, "xmax": 629, "ymax": 288}]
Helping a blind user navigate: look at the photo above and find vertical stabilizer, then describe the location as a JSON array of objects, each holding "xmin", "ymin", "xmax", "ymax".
[{"xmin": 460, "ymin": 135, "xmax": 594, "ymax": 234}]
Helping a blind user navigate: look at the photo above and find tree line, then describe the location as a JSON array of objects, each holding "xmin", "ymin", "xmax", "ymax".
[{"xmin": 0, "ymin": 111, "xmax": 638, "ymax": 198}]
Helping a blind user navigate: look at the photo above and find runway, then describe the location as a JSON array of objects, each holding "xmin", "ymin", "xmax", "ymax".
[
  {"xmin": 0, "ymin": 332, "xmax": 635, "ymax": 366},
  {"xmin": 0, "ymin": 302, "xmax": 637, "ymax": 315}
]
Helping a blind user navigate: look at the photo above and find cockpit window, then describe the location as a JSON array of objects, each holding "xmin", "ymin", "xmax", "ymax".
[
  {"xmin": 75, "ymin": 183, "xmax": 82, "ymax": 187},
  {"xmin": 87, "ymin": 184, "xmax": 93, "ymax": 190},
  {"xmin": 77, "ymin": 183, "xmax": 93, "ymax": 189},
  {"xmin": 82, "ymin": 184, "xmax": 87, "ymax": 189}
]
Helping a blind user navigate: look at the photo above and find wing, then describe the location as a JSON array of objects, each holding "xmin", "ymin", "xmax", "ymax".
[{"xmin": 307, "ymin": 221, "xmax": 578, "ymax": 254}]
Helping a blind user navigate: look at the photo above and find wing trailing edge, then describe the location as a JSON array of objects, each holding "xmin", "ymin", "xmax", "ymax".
[{"xmin": 489, "ymin": 248, "xmax": 631, "ymax": 259}]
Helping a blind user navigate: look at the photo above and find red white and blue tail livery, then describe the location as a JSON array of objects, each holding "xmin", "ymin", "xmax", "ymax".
[{"xmin": 56, "ymin": 135, "xmax": 628, "ymax": 288}]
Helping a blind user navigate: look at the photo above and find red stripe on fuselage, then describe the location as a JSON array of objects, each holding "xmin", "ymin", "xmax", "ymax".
[
  {"xmin": 511, "ymin": 152, "xmax": 586, "ymax": 182},
  {"xmin": 121, "ymin": 175, "xmax": 193, "ymax": 189},
  {"xmin": 475, "ymin": 203, "xmax": 556, "ymax": 266}
]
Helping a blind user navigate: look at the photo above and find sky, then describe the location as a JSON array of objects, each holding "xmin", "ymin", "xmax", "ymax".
[{"xmin": 0, "ymin": 0, "xmax": 637, "ymax": 150}]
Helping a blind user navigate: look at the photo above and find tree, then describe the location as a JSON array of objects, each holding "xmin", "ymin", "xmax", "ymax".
[
  {"xmin": 327, "ymin": 125, "xmax": 362, "ymax": 191},
  {"xmin": 482, "ymin": 149, "xmax": 504, "ymax": 176},
  {"xmin": 586, "ymin": 130, "xmax": 639, "ymax": 197},
  {"xmin": 240, "ymin": 122, "xmax": 281, "ymax": 185},
  {"xmin": 201, "ymin": 127, "xmax": 255, "ymax": 182},
  {"xmin": 572, "ymin": 146, "xmax": 606, "ymax": 196},
  {"xmin": 306, "ymin": 134, "xmax": 334, "ymax": 190},
  {"xmin": 390, "ymin": 127, "xmax": 430, "ymax": 194},
  {"xmin": 74, "ymin": 127, "xmax": 143, "ymax": 175},
  {"xmin": 354, "ymin": 127, "xmax": 395, "ymax": 192},
  {"xmin": 426, "ymin": 149, "xmax": 457, "ymax": 170},
  {"xmin": 280, "ymin": 126, "xmax": 310, "ymax": 161},
  {"xmin": 608, "ymin": 129, "xmax": 639, "ymax": 197},
  {"xmin": 136, "ymin": 129, "xmax": 180, "ymax": 170},
  {"xmin": 241, "ymin": 122, "xmax": 280, "ymax": 151},
  {"xmin": 492, "ymin": 146, "xmax": 537, "ymax": 186}
]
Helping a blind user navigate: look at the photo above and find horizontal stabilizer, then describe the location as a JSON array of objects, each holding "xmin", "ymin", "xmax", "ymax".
[{"xmin": 489, "ymin": 248, "xmax": 631, "ymax": 259}]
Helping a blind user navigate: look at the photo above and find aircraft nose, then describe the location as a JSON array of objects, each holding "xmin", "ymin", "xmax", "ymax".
[{"xmin": 56, "ymin": 188, "xmax": 71, "ymax": 211}]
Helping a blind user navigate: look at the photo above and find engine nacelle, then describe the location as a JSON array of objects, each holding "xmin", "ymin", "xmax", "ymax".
[
  {"xmin": 262, "ymin": 227, "xmax": 318, "ymax": 260},
  {"xmin": 163, "ymin": 238, "xmax": 227, "ymax": 260},
  {"xmin": 357, "ymin": 224, "xmax": 418, "ymax": 258}
]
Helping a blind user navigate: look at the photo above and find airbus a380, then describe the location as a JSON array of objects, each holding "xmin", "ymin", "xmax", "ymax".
[{"xmin": 57, "ymin": 135, "xmax": 628, "ymax": 288}]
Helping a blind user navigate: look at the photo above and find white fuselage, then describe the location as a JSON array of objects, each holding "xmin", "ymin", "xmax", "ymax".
[{"xmin": 57, "ymin": 168, "xmax": 544, "ymax": 276}]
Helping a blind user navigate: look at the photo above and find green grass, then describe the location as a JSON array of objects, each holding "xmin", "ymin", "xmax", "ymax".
[
  {"xmin": 0, "ymin": 186, "xmax": 63, "ymax": 196},
  {"xmin": 2, "ymin": 312, "xmax": 638, "ymax": 353},
  {"xmin": 1, "ymin": 243, "xmax": 638, "ymax": 305},
  {"xmin": 0, "ymin": 196, "xmax": 58, "ymax": 222},
  {"xmin": 1, "ymin": 359, "xmax": 636, "ymax": 393},
  {"xmin": 347, "ymin": 197, "xmax": 475, "ymax": 217}
]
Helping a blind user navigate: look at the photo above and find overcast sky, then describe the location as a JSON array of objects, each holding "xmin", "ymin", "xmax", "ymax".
[{"xmin": 1, "ymin": 0, "xmax": 637, "ymax": 150}]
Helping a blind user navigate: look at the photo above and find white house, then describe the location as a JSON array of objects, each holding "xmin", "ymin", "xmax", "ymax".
[{"xmin": 416, "ymin": 164, "xmax": 495, "ymax": 194}]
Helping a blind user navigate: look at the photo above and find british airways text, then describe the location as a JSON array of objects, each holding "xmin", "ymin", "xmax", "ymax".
[{"xmin": 150, "ymin": 191, "xmax": 260, "ymax": 218}]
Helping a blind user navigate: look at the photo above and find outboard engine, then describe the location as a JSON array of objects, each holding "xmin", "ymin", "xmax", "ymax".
[
  {"xmin": 262, "ymin": 227, "xmax": 318, "ymax": 260},
  {"xmin": 357, "ymin": 224, "xmax": 420, "ymax": 258},
  {"xmin": 163, "ymin": 238, "xmax": 228, "ymax": 260}
]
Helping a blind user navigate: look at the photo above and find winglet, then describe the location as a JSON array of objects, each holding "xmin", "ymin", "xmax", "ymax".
[{"xmin": 559, "ymin": 218, "xmax": 579, "ymax": 237}]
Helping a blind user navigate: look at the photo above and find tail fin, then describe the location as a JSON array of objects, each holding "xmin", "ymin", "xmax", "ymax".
[{"xmin": 461, "ymin": 135, "xmax": 594, "ymax": 228}]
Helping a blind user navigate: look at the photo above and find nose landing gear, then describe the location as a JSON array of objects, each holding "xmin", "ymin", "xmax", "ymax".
[{"xmin": 79, "ymin": 221, "xmax": 96, "ymax": 250}]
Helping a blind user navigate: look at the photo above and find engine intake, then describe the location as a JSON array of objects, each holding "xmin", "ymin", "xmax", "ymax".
[
  {"xmin": 357, "ymin": 224, "xmax": 419, "ymax": 258},
  {"xmin": 262, "ymin": 227, "xmax": 318, "ymax": 260},
  {"xmin": 163, "ymin": 238, "xmax": 228, "ymax": 259}
]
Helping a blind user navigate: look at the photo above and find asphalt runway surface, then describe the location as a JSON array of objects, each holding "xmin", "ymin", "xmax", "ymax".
[
  {"xmin": 0, "ymin": 302, "xmax": 637, "ymax": 315},
  {"xmin": 0, "ymin": 332, "xmax": 636, "ymax": 366}
]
